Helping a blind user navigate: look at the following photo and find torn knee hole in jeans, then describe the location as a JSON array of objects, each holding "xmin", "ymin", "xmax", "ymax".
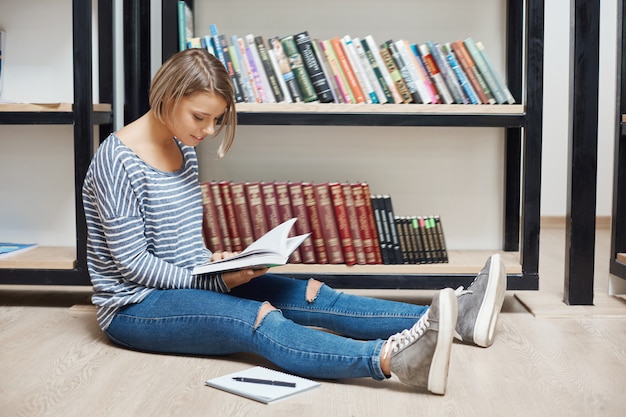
[
  {"xmin": 254, "ymin": 302, "xmax": 277, "ymax": 329},
  {"xmin": 305, "ymin": 278, "xmax": 323, "ymax": 303}
]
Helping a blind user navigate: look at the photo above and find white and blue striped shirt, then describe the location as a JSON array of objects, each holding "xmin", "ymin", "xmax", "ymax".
[{"xmin": 82, "ymin": 134, "xmax": 227, "ymax": 330}]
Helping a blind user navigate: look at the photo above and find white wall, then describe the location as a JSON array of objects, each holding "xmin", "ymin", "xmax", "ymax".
[{"xmin": 0, "ymin": 0, "xmax": 618, "ymax": 249}]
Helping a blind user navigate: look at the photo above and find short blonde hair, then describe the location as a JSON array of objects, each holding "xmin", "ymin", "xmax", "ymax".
[{"xmin": 150, "ymin": 48, "xmax": 237, "ymax": 158}]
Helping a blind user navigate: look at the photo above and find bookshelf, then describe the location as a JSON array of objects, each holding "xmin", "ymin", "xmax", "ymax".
[
  {"xmin": 0, "ymin": 0, "xmax": 113, "ymax": 285},
  {"xmin": 610, "ymin": 0, "xmax": 626, "ymax": 292},
  {"xmin": 153, "ymin": 0, "xmax": 544, "ymax": 291}
]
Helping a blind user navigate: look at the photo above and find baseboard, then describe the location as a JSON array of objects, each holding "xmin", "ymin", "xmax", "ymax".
[{"xmin": 540, "ymin": 216, "xmax": 611, "ymax": 229}]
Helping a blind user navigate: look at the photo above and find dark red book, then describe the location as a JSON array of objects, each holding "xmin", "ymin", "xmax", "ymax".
[
  {"xmin": 351, "ymin": 182, "xmax": 382, "ymax": 264},
  {"xmin": 219, "ymin": 181, "xmax": 243, "ymax": 252},
  {"xmin": 260, "ymin": 181, "xmax": 281, "ymax": 230},
  {"xmin": 313, "ymin": 183, "xmax": 344, "ymax": 264},
  {"xmin": 199, "ymin": 182, "xmax": 224, "ymax": 252},
  {"xmin": 244, "ymin": 181, "xmax": 269, "ymax": 240},
  {"xmin": 274, "ymin": 181, "xmax": 302, "ymax": 263},
  {"xmin": 328, "ymin": 182, "xmax": 356, "ymax": 265},
  {"xmin": 210, "ymin": 181, "xmax": 232, "ymax": 251},
  {"xmin": 302, "ymin": 182, "xmax": 328, "ymax": 264},
  {"xmin": 287, "ymin": 181, "xmax": 317, "ymax": 263},
  {"xmin": 230, "ymin": 182, "xmax": 255, "ymax": 248},
  {"xmin": 341, "ymin": 183, "xmax": 367, "ymax": 264}
]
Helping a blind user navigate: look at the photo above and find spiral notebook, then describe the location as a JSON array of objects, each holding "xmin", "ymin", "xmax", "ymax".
[{"xmin": 205, "ymin": 366, "xmax": 320, "ymax": 404}]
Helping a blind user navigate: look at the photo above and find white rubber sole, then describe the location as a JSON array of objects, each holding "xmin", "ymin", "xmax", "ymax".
[
  {"xmin": 427, "ymin": 288, "xmax": 458, "ymax": 395},
  {"xmin": 473, "ymin": 254, "xmax": 507, "ymax": 348}
]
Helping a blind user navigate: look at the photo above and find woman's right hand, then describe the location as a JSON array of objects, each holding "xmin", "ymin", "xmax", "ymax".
[{"xmin": 222, "ymin": 267, "xmax": 269, "ymax": 289}]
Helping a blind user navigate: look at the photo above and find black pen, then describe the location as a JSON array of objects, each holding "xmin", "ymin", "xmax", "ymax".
[{"xmin": 232, "ymin": 377, "xmax": 296, "ymax": 388}]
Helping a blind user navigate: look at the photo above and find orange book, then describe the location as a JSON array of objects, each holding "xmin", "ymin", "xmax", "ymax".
[
  {"xmin": 274, "ymin": 181, "xmax": 302, "ymax": 263},
  {"xmin": 199, "ymin": 182, "xmax": 224, "ymax": 253},
  {"xmin": 287, "ymin": 181, "xmax": 317, "ymax": 264},
  {"xmin": 219, "ymin": 181, "xmax": 243, "ymax": 252},
  {"xmin": 302, "ymin": 182, "xmax": 329, "ymax": 264},
  {"xmin": 230, "ymin": 182, "xmax": 255, "ymax": 248},
  {"xmin": 329, "ymin": 37, "xmax": 366, "ymax": 103},
  {"xmin": 329, "ymin": 182, "xmax": 357, "ymax": 265}
]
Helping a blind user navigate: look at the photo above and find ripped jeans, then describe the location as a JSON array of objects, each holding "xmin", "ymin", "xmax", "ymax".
[{"xmin": 104, "ymin": 274, "xmax": 428, "ymax": 381}]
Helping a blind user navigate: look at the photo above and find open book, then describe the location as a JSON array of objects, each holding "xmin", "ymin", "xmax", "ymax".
[
  {"xmin": 205, "ymin": 366, "xmax": 320, "ymax": 404},
  {"xmin": 193, "ymin": 218, "xmax": 310, "ymax": 275}
]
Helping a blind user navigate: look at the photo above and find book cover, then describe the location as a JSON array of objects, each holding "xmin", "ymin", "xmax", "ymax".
[
  {"xmin": 280, "ymin": 35, "xmax": 319, "ymax": 102},
  {"xmin": 319, "ymin": 39, "xmax": 354, "ymax": 103},
  {"xmin": 287, "ymin": 182, "xmax": 317, "ymax": 263},
  {"xmin": 199, "ymin": 182, "xmax": 224, "ymax": 252},
  {"xmin": 219, "ymin": 181, "xmax": 243, "ymax": 252},
  {"xmin": 464, "ymin": 37, "xmax": 507, "ymax": 104},
  {"xmin": 441, "ymin": 43, "xmax": 480, "ymax": 104},
  {"xmin": 205, "ymin": 366, "xmax": 320, "ymax": 404},
  {"xmin": 245, "ymin": 181, "xmax": 270, "ymax": 240},
  {"xmin": 294, "ymin": 31, "xmax": 334, "ymax": 103},
  {"xmin": 451, "ymin": 40, "xmax": 495, "ymax": 104},
  {"xmin": 274, "ymin": 181, "xmax": 302, "ymax": 263},
  {"xmin": 351, "ymin": 183, "xmax": 379, "ymax": 264},
  {"xmin": 476, "ymin": 40, "xmax": 516, "ymax": 104},
  {"xmin": 210, "ymin": 181, "xmax": 233, "ymax": 251},
  {"xmin": 246, "ymin": 34, "xmax": 275, "ymax": 103},
  {"xmin": 341, "ymin": 183, "xmax": 367, "ymax": 264},
  {"xmin": 302, "ymin": 182, "xmax": 329, "ymax": 264},
  {"xmin": 329, "ymin": 182, "xmax": 357, "ymax": 265},
  {"xmin": 230, "ymin": 182, "xmax": 256, "ymax": 248},
  {"xmin": 341, "ymin": 36, "xmax": 379, "ymax": 104},
  {"xmin": 314, "ymin": 183, "xmax": 345, "ymax": 264},
  {"xmin": 384, "ymin": 40, "xmax": 421, "ymax": 104},
  {"xmin": 0, "ymin": 243, "xmax": 37, "ymax": 259},
  {"xmin": 329, "ymin": 37, "xmax": 366, "ymax": 103},
  {"xmin": 255, "ymin": 35, "xmax": 285, "ymax": 103},
  {"xmin": 364, "ymin": 35, "xmax": 403, "ymax": 104},
  {"xmin": 192, "ymin": 218, "xmax": 309, "ymax": 274},
  {"xmin": 378, "ymin": 43, "xmax": 413, "ymax": 103},
  {"xmin": 418, "ymin": 43, "xmax": 454, "ymax": 104},
  {"xmin": 269, "ymin": 36, "xmax": 303, "ymax": 102},
  {"xmin": 427, "ymin": 41, "xmax": 467, "ymax": 104},
  {"xmin": 358, "ymin": 38, "xmax": 394, "ymax": 104}
]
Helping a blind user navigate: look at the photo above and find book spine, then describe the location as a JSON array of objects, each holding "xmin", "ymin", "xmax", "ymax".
[
  {"xmin": 210, "ymin": 181, "xmax": 232, "ymax": 251},
  {"xmin": 274, "ymin": 181, "xmax": 302, "ymax": 263},
  {"xmin": 395, "ymin": 40, "xmax": 431, "ymax": 104},
  {"xmin": 364, "ymin": 35, "xmax": 402, "ymax": 104},
  {"xmin": 280, "ymin": 35, "xmax": 319, "ymax": 102},
  {"xmin": 385, "ymin": 40, "xmax": 421, "ymax": 103},
  {"xmin": 255, "ymin": 35, "xmax": 285, "ymax": 103},
  {"xmin": 378, "ymin": 43, "xmax": 413, "ymax": 103},
  {"xmin": 203, "ymin": 35, "xmax": 215, "ymax": 56},
  {"xmin": 395, "ymin": 217, "xmax": 410, "ymax": 264},
  {"xmin": 351, "ymin": 182, "xmax": 379, "ymax": 264},
  {"xmin": 294, "ymin": 31, "xmax": 334, "ymax": 103},
  {"xmin": 236, "ymin": 37, "xmax": 262, "ymax": 103},
  {"xmin": 219, "ymin": 181, "xmax": 243, "ymax": 252},
  {"xmin": 329, "ymin": 182, "xmax": 357, "ymax": 265},
  {"xmin": 433, "ymin": 215, "xmax": 449, "ymax": 262},
  {"xmin": 341, "ymin": 183, "xmax": 367, "ymax": 264},
  {"xmin": 381, "ymin": 195, "xmax": 403, "ymax": 264},
  {"xmin": 269, "ymin": 36, "xmax": 304, "ymax": 103},
  {"xmin": 231, "ymin": 35, "xmax": 256, "ymax": 103},
  {"xmin": 199, "ymin": 182, "xmax": 224, "ymax": 252},
  {"xmin": 287, "ymin": 182, "xmax": 317, "ymax": 263},
  {"xmin": 302, "ymin": 182, "xmax": 329, "ymax": 263},
  {"xmin": 268, "ymin": 49, "xmax": 293, "ymax": 102},
  {"xmin": 476, "ymin": 40, "xmax": 516, "ymax": 104},
  {"xmin": 359, "ymin": 38, "xmax": 394, "ymax": 104},
  {"xmin": 246, "ymin": 34, "xmax": 275, "ymax": 103},
  {"xmin": 342, "ymin": 36, "xmax": 378, "ymax": 104},
  {"xmin": 218, "ymin": 35, "xmax": 245, "ymax": 103},
  {"xmin": 451, "ymin": 40, "xmax": 494, "ymax": 104},
  {"xmin": 230, "ymin": 182, "xmax": 255, "ymax": 248},
  {"xmin": 177, "ymin": 2, "xmax": 187, "ymax": 51},
  {"xmin": 371, "ymin": 195, "xmax": 391, "ymax": 264},
  {"xmin": 418, "ymin": 43, "xmax": 454, "ymax": 104},
  {"xmin": 330, "ymin": 37, "xmax": 366, "ymax": 103},
  {"xmin": 314, "ymin": 183, "xmax": 345, "ymax": 264},
  {"xmin": 360, "ymin": 183, "xmax": 383, "ymax": 264},
  {"xmin": 311, "ymin": 39, "xmax": 340, "ymax": 103},
  {"xmin": 320, "ymin": 39, "xmax": 354, "ymax": 103},
  {"xmin": 244, "ymin": 181, "xmax": 269, "ymax": 240},
  {"xmin": 260, "ymin": 181, "xmax": 281, "ymax": 230},
  {"xmin": 441, "ymin": 43, "xmax": 480, "ymax": 104},
  {"xmin": 464, "ymin": 37, "xmax": 506, "ymax": 104},
  {"xmin": 427, "ymin": 41, "xmax": 467, "ymax": 104}
]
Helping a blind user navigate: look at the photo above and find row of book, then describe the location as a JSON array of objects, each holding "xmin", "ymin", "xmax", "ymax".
[
  {"xmin": 199, "ymin": 180, "xmax": 448, "ymax": 266},
  {"xmin": 184, "ymin": 24, "xmax": 515, "ymax": 106}
]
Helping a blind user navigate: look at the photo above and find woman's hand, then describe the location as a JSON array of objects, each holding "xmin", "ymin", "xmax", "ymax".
[
  {"xmin": 222, "ymin": 267, "xmax": 269, "ymax": 289},
  {"xmin": 210, "ymin": 251, "xmax": 238, "ymax": 262}
]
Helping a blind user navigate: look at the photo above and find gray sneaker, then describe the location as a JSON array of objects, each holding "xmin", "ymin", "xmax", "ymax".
[
  {"xmin": 382, "ymin": 288, "xmax": 457, "ymax": 395},
  {"xmin": 455, "ymin": 254, "xmax": 506, "ymax": 348}
]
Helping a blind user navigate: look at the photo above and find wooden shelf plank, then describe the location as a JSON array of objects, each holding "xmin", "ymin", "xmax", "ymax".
[
  {"xmin": 0, "ymin": 103, "xmax": 111, "ymax": 112},
  {"xmin": 617, "ymin": 253, "xmax": 626, "ymax": 264},
  {"xmin": 0, "ymin": 247, "xmax": 76, "ymax": 270},
  {"xmin": 236, "ymin": 103, "xmax": 524, "ymax": 115}
]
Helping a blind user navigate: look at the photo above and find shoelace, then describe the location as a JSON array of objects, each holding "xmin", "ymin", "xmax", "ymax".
[
  {"xmin": 381, "ymin": 310, "xmax": 431, "ymax": 359},
  {"xmin": 454, "ymin": 286, "xmax": 471, "ymax": 297}
]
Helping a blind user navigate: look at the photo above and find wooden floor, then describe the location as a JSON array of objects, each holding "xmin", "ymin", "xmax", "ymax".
[{"xmin": 1, "ymin": 226, "xmax": 626, "ymax": 417}]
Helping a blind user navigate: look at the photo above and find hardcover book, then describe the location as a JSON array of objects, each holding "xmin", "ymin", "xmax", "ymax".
[
  {"xmin": 329, "ymin": 182, "xmax": 357, "ymax": 265},
  {"xmin": 219, "ymin": 180, "xmax": 243, "ymax": 252},
  {"xmin": 451, "ymin": 40, "xmax": 496, "ymax": 104},
  {"xmin": 287, "ymin": 182, "xmax": 317, "ymax": 263},
  {"xmin": 319, "ymin": 39, "xmax": 354, "ymax": 103},
  {"xmin": 255, "ymin": 35, "xmax": 285, "ymax": 103},
  {"xmin": 210, "ymin": 181, "xmax": 232, "ymax": 251},
  {"xmin": 269, "ymin": 36, "xmax": 303, "ymax": 102},
  {"xmin": 302, "ymin": 182, "xmax": 329, "ymax": 263},
  {"xmin": 364, "ymin": 35, "xmax": 403, "ymax": 104},
  {"xmin": 280, "ymin": 35, "xmax": 319, "ymax": 102},
  {"xmin": 200, "ymin": 182, "xmax": 224, "ymax": 252},
  {"xmin": 463, "ymin": 37, "xmax": 506, "ymax": 104},
  {"xmin": 378, "ymin": 43, "xmax": 413, "ymax": 103},
  {"xmin": 384, "ymin": 40, "xmax": 421, "ymax": 104},
  {"xmin": 245, "ymin": 181, "xmax": 270, "ymax": 240},
  {"xmin": 230, "ymin": 182, "xmax": 256, "ymax": 248},
  {"xmin": 314, "ymin": 183, "xmax": 345, "ymax": 264},
  {"xmin": 294, "ymin": 31, "xmax": 334, "ymax": 103},
  {"xmin": 342, "ymin": 36, "xmax": 378, "ymax": 104},
  {"xmin": 441, "ymin": 43, "xmax": 480, "ymax": 104},
  {"xmin": 329, "ymin": 37, "xmax": 366, "ymax": 103}
]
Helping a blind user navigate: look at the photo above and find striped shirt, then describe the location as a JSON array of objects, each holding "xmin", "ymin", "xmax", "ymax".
[{"xmin": 82, "ymin": 134, "xmax": 228, "ymax": 330}]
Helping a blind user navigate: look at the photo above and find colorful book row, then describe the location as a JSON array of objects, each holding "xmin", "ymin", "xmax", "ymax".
[
  {"xmin": 199, "ymin": 180, "xmax": 448, "ymax": 266},
  {"xmin": 184, "ymin": 25, "xmax": 515, "ymax": 106}
]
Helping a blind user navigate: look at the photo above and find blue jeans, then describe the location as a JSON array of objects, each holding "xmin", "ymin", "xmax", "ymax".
[{"xmin": 105, "ymin": 274, "xmax": 428, "ymax": 381}]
